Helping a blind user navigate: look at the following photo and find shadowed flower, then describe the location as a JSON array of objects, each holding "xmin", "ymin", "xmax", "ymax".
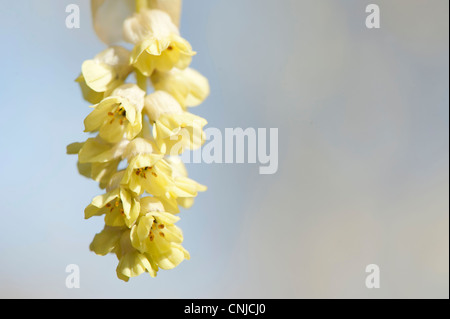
[
  {"xmin": 67, "ymin": 137, "xmax": 129, "ymax": 189},
  {"xmin": 91, "ymin": 0, "xmax": 182, "ymax": 44},
  {"xmin": 151, "ymin": 68, "xmax": 210, "ymax": 109},
  {"xmin": 76, "ymin": 46, "xmax": 132, "ymax": 104}
]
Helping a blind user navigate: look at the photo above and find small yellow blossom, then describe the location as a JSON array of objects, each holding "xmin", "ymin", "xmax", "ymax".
[
  {"xmin": 120, "ymin": 138, "xmax": 168, "ymax": 197},
  {"xmin": 76, "ymin": 46, "xmax": 132, "ymax": 104},
  {"xmin": 151, "ymin": 68, "xmax": 210, "ymax": 109},
  {"xmin": 123, "ymin": 9, "xmax": 195, "ymax": 76},
  {"xmin": 144, "ymin": 91, "xmax": 207, "ymax": 154},
  {"xmin": 124, "ymin": 155, "xmax": 206, "ymax": 215},
  {"xmin": 84, "ymin": 180, "xmax": 140, "ymax": 228},
  {"xmin": 130, "ymin": 197, "xmax": 190, "ymax": 270},
  {"xmin": 90, "ymin": 226, "xmax": 158, "ymax": 281},
  {"xmin": 84, "ymin": 84, "xmax": 145, "ymax": 144},
  {"xmin": 122, "ymin": 152, "xmax": 173, "ymax": 197}
]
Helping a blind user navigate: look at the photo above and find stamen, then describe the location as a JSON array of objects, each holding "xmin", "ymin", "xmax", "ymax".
[
  {"xmin": 159, "ymin": 232, "xmax": 165, "ymax": 238},
  {"xmin": 158, "ymin": 224, "xmax": 165, "ymax": 229}
]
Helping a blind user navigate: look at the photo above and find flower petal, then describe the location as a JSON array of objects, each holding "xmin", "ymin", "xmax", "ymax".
[
  {"xmin": 123, "ymin": 9, "xmax": 179, "ymax": 45},
  {"xmin": 81, "ymin": 60, "xmax": 116, "ymax": 93},
  {"xmin": 89, "ymin": 226, "xmax": 123, "ymax": 256},
  {"xmin": 144, "ymin": 90, "xmax": 183, "ymax": 122}
]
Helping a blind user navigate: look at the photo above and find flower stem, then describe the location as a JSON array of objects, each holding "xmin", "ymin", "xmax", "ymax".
[
  {"xmin": 136, "ymin": 70, "xmax": 147, "ymax": 93},
  {"xmin": 136, "ymin": 0, "xmax": 147, "ymax": 13}
]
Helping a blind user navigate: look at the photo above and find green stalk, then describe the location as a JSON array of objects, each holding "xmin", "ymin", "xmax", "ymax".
[
  {"xmin": 136, "ymin": 70, "xmax": 147, "ymax": 93},
  {"xmin": 136, "ymin": 0, "xmax": 147, "ymax": 13}
]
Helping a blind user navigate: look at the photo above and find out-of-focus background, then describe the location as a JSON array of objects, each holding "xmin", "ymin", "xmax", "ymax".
[{"xmin": 0, "ymin": 0, "xmax": 448, "ymax": 298}]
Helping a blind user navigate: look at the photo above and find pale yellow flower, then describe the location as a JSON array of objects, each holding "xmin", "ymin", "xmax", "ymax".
[
  {"xmin": 133, "ymin": 156, "xmax": 206, "ymax": 214},
  {"xmin": 91, "ymin": 0, "xmax": 182, "ymax": 44},
  {"xmin": 84, "ymin": 84, "xmax": 145, "ymax": 144},
  {"xmin": 89, "ymin": 196, "xmax": 190, "ymax": 281},
  {"xmin": 90, "ymin": 226, "xmax": 158, "ymax": 281},
  {"xmin": 151, "ymin": 68, "xmax": 210, "ymax": 109},
  {"xmin": 144, "ymin": 91, "xmax": 207, "ymax": 154},
  {"xmin": 76, "ymin": 46, "xmax": 132, "ymax": 104},
  {"xmin": 124, "ymin": 9, "xmax": 195, "ymax": 76},
  {"xmin": 120, "ymin": 137, "xmax": 172, "ymax": 198},
  {"xmin": 116, "ymin": 246, "xmax": 158, "ymax": 281},
  {"xmin": 84, "ymin": 176, "xmax": 141, "ymax": 227},
  {"xmin": 130, "ymin": 197, "xmax": 190, "ymax": 270}
]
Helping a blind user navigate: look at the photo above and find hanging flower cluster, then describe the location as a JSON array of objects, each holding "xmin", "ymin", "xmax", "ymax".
[{"xmin": 67, "ymin": 0, "xmax": 209, "ymax": 281}]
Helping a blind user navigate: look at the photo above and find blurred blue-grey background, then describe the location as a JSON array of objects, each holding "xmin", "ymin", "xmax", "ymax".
[{"xmin": 0, "ymin": 0, "xmax": 448, "ymax": 298}]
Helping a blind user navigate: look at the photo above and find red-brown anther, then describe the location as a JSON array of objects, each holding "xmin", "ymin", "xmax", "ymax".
[
  {"xmin": 107, "ymin": 105, "xmax": 127, "ymax": 125},
  {"xmin": 135, "ymin": 167, "xmax": 150, "ymax": 179}
]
